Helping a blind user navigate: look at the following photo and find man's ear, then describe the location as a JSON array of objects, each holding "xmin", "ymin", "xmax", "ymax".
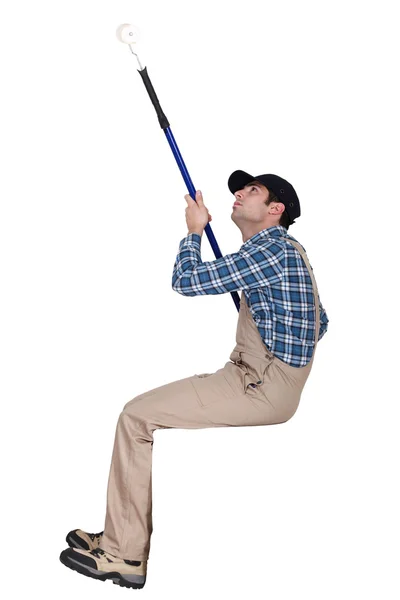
[
  {"xmin": 270, "ymin": 202, "xmax": 285, "ymax": 215},
  {"xmin": 278, "ymin": 202, "xmax": 286, "ymax": 215}
]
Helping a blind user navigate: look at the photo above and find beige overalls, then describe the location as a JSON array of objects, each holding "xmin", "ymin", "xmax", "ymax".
[{"xmin": 100, "ymin": 238, "xmax": 321, "ymax": 561}]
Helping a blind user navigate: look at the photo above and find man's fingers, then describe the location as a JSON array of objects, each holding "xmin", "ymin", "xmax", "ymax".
[
  {"xmin": 195, "ymin": 190, "xmax": 204, "ymax": 204},
  {"xmin": 184, "ymin": 191, "xmax": 204, "ymax": 205}
]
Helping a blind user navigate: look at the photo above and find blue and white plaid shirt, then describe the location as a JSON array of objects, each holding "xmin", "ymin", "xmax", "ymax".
[{"xmin": 172, "ymin": 225, "xmax": 329, "ymax": 368}]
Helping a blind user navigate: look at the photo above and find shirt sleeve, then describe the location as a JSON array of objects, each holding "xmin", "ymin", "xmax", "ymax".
[{"xmin": 172, "ymin": 233, "xmax": 285, "ymax": 296}]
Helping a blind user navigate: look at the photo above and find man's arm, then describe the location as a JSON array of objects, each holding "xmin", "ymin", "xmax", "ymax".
[{"xmin": 171, "ymin": 233, "xmax": 285, "ymax": 296}]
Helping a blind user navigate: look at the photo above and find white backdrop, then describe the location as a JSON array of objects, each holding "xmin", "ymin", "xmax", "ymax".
[{"xmin": 1, "ymin": 1, "xmax": 398, "ymax": 598}]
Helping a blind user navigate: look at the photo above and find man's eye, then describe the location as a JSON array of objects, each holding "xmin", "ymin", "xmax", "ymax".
[{"xmin": 251, "ymin": 186, "xmax": 257, "ymax": 191}]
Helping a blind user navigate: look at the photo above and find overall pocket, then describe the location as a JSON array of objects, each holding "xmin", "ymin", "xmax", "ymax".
[
  {"xmin": 190, "ymin": 369, "xmax": 238, "ymax": 408},
  {"xmin": 243, "ymin": 372, "xmax": 263, "ymax": 393},
  {"xmin": 243, "ymin": 357, "xmax": 275, "ymax": 398}
]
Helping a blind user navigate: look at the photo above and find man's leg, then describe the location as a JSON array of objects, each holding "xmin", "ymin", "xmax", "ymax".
[{"xmin": 99, "ymin": 366, "xmax": 268, "ymax": 561}]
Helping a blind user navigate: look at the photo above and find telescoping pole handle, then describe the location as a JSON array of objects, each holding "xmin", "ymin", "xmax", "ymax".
[{"xmin": 137, "ymin": 67, "xmax": 240, "ymax": 312}]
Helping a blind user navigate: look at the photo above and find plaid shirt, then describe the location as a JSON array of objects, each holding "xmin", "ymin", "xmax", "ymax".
[{"xmin": 172, "ymin": 225, "xmax": 329, "ymax": 367}]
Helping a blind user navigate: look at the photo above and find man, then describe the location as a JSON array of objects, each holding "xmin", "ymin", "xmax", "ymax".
[{"xmin": 59, "ymin": 170, "xmax": 329, "ymax": 589}]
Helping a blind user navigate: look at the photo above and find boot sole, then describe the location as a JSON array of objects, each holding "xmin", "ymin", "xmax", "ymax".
[{"xmin": 60, "ymin": 549, "xmax": 146, "ymax": 589}]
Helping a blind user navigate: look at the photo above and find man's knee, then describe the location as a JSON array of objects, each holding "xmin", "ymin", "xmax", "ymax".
[
  {"xmin": 122, "ymin": 389, "xmax": 157, "ymax": 416},
  {"xmin": 122, "ymin": 397, "xmax": 140, "ymax": 413},
  {"xmin": 122, "ymin": 398, "xmax": 135, "ymax": 412},
  {"xmin": 117, "ymin": 403, "xmax": 152, "ymax": 440}
]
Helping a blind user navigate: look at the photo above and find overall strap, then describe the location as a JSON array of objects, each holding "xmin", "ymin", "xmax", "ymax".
[{"xmin": 284, "ymin": 238, "xmax": 321, "ymax": 360}]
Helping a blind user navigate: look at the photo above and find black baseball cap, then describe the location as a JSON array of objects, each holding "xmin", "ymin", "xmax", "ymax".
[{"xmin": 228, "ymin": 170, "xmax": 301, "ymax": 225}]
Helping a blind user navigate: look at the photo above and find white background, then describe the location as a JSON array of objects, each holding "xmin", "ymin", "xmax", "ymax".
[{"xmin": 0, "ymin": 1, "xmax": 399, "ymax": 598}]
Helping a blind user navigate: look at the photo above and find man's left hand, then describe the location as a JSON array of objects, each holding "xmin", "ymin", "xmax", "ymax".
[{"xmin": 184, "ymin": 190, "xmax": 212, "ymax": 233}]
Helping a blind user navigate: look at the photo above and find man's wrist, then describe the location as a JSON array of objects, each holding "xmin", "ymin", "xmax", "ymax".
[{"xmin": 187, "ymin": 230, "xmax": 203, "ymax": 236}]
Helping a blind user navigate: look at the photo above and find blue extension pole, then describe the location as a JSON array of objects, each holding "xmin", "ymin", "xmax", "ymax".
[{"xmin": 136, "ymin": 66, "xmax": 240, "ymax": 312}]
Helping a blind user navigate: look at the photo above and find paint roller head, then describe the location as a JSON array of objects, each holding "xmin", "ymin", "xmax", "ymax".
[{"xmin": 116, "ymin": 23, "xmax": 141, "ymax": 45}]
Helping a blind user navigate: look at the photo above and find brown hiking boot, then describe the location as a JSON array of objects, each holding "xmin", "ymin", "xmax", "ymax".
[{"xmin": 59, "ymin": 547, "xmax": 147, "ymax": 589}]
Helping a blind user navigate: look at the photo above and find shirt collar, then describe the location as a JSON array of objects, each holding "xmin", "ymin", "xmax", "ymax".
[{"xmin": 241, "ymin": 225, "xmax": 289, "ymax": 248}]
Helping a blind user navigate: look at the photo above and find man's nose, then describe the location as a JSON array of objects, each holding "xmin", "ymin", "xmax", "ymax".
[{"xmin": 235, "ymin": 189, "xmax": 244, "ymax": 200}]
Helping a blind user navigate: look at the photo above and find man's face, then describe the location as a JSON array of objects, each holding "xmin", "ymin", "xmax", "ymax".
[{"xmin": 231, "ymin": 180, "xmax": 270, "ymax": 223}]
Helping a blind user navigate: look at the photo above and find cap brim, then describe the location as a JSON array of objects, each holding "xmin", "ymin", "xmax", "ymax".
[{"xmin": 227, "ymin": 170, "xmax": 256, "ymax": 194}]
